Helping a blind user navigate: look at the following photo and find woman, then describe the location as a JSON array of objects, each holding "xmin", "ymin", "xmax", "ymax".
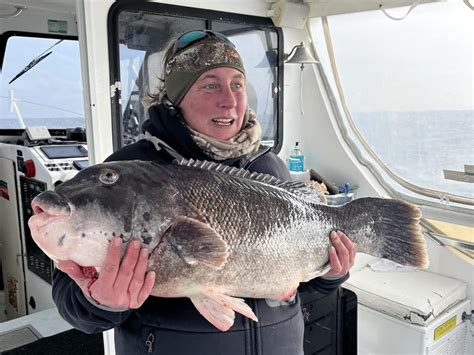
[{"xmin": 53, "ymin": 30, "xmax": 355, "ymax": 355}]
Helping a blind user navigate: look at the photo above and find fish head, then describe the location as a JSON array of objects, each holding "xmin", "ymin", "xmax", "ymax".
[{"xmin": 28, "ymin": 162, "xmax": 143, "ymax": 267}]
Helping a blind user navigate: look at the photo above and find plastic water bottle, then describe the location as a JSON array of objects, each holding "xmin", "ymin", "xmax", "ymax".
[{"xmin": 288, "ymin": 141, "xmax": 305, "ymax": 172}]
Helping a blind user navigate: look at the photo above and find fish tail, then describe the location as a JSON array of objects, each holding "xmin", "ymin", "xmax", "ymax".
[{"xmin": 338, "ymin": 197, "xmax": 429, "ymax": 268}]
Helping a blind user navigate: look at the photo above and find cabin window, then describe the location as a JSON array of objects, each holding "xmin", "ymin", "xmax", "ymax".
[
  {"xmin": 0, "ymin": 35, "xmax": 84, "ymax": 130},
  {"xmin": 310, "ymin": 1, "xmax": 473, "ymax": 209},
  {"xmin": 109, "ymin": 3, "xmax": 282, "ymax": 150}
]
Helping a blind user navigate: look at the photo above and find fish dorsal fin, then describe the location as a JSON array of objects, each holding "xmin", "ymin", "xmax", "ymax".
[{"xmin": 176, "ymin": 159, "xmax": 326, "ymax": 204}]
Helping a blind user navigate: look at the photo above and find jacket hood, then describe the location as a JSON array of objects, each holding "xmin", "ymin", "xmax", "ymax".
[{"xmin": 142, "ymin": 104, "xmax": 211, "ymax": 161}]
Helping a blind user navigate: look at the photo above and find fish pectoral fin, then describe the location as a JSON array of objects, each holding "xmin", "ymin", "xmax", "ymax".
[
  {"xmin": 166, "ymin": 216, "xmax": 229, "ymax": 269},
  {"xmin": 190, "ymin": 290, "xmax": 258, "ymax": 332}
]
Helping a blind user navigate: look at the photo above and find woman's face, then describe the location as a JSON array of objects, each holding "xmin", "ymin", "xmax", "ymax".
[{"xmin": 179, "ymin": 67, "xmax": 247, "ymax": 141}]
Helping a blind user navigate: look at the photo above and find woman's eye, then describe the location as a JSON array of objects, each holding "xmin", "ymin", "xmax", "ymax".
[
  {"xmin": 205, "ymin": 83, "xmax": 217, "ymax": 90},
  {"xmin": 98, "ymin": 168, "xmax": 119, "ymax": 185}
]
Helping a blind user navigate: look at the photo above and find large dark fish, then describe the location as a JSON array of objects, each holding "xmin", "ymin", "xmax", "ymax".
[{"xmin": 28, "ymin": 159, "xmax": 428, "ymax": 331}]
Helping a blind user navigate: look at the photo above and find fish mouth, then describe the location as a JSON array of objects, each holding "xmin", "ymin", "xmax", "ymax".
[{"xmin": 29, "ymin": 191, "xmax": 71, "ymax": 227}]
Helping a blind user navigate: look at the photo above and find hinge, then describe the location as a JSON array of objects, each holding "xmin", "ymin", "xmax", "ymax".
[
  {"xmin": 443, "ymin": 164, "xmax": 474, "ymax": 183},
  {"xmin": 462, "ymin": 310, "xmax": 473, "ymax": 325},
  {"xmin": 110, "ymin": 81, "xmax": 121, "ymax": 98},
  {"xmin": 272, "ymin": 82, "xmax": 279, "ymax": 97}
]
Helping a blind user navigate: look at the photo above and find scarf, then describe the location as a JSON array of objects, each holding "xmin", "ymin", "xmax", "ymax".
[{"xmin": 187, "ymin": 109, "xmax": 261, "ymax": 160}]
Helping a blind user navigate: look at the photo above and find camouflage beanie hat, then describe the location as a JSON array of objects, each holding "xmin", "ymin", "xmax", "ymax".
[{"xmin": 164, "ymin": 32, "xmax": 245, "ymax": 106}]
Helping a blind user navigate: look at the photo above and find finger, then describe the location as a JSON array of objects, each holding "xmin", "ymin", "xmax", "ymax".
[
  {"xmin": 328, "ymin": 246, "xmax": 342, "ymax": 275},
  {"xmin": 98, "ymin": 237, "xmax": 123, "ymax": 287},
  {"xmin": 127, "ymin": 248, "xmax": 149, "ymax": 305},
  {"xmin": 57, "ymin": 260, "xmax": 88, "ymax": 284},
  {"xmin": 57, "ymin": 260, "xmax": 80, "ymax": 275},
  {"xmin": 331, "ymin": 231, "xmax": 349, "ymax": 272},
  {"xmin": 338, "ymin": 231, "xmax": 356, "ymax": 267},
  {"xmin": 113, "ymin": 239, "xmax": 142, "ymax": 293},
  {"xmin": 57, "ymin": 260, "xmax": 76, "ymax": 270},
  {"xmin": 57, "ymin": 261, "xmax": 96, "ymax": 298},
  {"xmin": 135, "ymin": 271, "xmax": 156, "ymax": 308}
]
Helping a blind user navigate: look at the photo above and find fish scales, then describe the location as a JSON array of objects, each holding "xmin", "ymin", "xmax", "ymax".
[
  {"xmin": 171, "ymin": 165, "xmax": 330, "ymax": 292},
  {"xmin": 28, "ymin": 159, "xmax": 428, "ymax": 331}
]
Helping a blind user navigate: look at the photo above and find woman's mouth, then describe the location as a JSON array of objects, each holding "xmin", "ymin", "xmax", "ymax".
[{"xmin": 212, "ymin": 118, "xmax": 234, "ymax": 126}]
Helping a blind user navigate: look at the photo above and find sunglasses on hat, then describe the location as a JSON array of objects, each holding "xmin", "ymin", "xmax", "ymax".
[{"xmin": 172, "ymin": 30, "xmax": 235, "ymax": 56}]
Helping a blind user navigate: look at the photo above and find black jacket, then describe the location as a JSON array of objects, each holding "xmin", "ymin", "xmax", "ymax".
[{"xmin": 52, "ymin": 104, "xmax": 348, "ymax": 355}]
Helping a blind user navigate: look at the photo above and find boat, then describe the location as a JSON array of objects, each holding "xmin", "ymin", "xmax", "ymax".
[{"xmin": 0, "ymin": 0, "xmax": 472, "ymax": 353}]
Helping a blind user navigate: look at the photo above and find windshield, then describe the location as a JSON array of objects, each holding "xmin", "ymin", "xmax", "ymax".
[{"xmin": 0, "ymin": 36, "xmax": 84, "ymax": 129}]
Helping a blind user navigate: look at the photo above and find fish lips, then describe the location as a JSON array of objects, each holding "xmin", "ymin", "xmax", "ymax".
[{"xmin": 29, "ymin": 191, "xmax": 71, "ymax": 227}]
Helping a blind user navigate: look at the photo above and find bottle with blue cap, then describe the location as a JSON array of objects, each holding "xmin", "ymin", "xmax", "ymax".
[{"xmin": 288, "ymin": 141, "xmax": 305, "ymax": 172}]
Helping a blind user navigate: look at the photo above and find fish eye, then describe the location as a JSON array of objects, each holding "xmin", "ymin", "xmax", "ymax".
[{"xmin": 98, "ymin": 168, "xmax": 119, "ymax": 185}]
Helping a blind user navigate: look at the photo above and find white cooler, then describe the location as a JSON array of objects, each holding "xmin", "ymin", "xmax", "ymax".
[{"xmin": 344, "ymin": 265, "xmax": 471, "ymax": 354}]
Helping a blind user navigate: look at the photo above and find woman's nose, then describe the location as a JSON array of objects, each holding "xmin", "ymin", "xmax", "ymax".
[{"xmin": 218, "ymin": 86, "xmax": 237, "ymax": 109}]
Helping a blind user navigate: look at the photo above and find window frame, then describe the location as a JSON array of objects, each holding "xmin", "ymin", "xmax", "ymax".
[{"xmin": 107, "ymin": 1, "xmax": 284, "ymax": 153}]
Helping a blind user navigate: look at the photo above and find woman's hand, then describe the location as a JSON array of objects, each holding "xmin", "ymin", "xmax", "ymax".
[
  {"xmin": 324, "ymin": 231, "xmax": 356, "ymax": 278},
  {"xmin": 57, "ymin": 237, "xmax": 156, "ymax": 309}
]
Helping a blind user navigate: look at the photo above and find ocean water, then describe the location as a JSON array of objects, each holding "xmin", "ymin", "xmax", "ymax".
[
  {"xmin": 1, "ymin": 111, "xmax": 472, "ymax": 198},
  {"xmin": 0, "ymin": 117, "xmax": 85, "ymax": 129}
]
